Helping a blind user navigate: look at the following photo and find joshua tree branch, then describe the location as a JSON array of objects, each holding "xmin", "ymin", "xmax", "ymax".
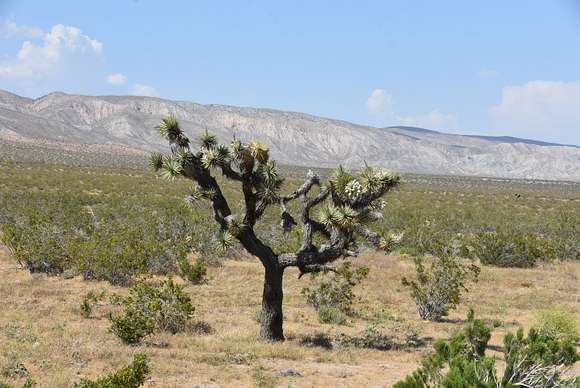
[{"xmin": 354, "ymin": 224, "xmax": 383, "ymax": 249}]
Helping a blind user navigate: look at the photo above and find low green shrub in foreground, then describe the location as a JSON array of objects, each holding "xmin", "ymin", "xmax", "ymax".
[
  {"xmin": 109, "ymin": 279, "xmax": 194, "ymax": 344},
  {"xmin": 75, "ymin": 353, "xmax": 149, "ymax": 388},
  {"xmin": 535, "ymin": 309, "xmax": 579, "ymax": 341},
  {"xmin": 302, "ymin": 261, "xmax": 369, "ymax": 324},
  {"xmin": 395, "ymin": 311, "xmax": 579, "ymax": 388}
]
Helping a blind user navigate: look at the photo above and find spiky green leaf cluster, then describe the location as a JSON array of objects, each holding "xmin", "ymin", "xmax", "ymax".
[
  {"xmin": 379, "ymin": 232, "xmax": 404, "ymax": 252},
  {"xmin": 256, "ymin": 160, "xmax": 283, "ymax": 204},
  {"xmin": 330, "ymin": 166, "xmax": 356, "ymax": 200},
  {"xmin": 248, "ymin": 140, "xmax": 269, "ymax": 163},
  {"xmin": 216, "ymin": 230, "xmax": 235, "ymax": 252},
  {"xmin": 330, "ymin": 165, "xmax": 400, "ymax": 203},
  {"xmin": 156, "ymin": 115, "xmax": 189, "ymax": 147},
  {"xmin": 364, "ymin": 167, "xmax": 400, "ymax": 194},
  {"xmin": 174, "ymin": 147, "xmax": 192, "ymax": 164},
  {"xmin": 160, "ymin": 157, "xmax": 183, "ymax": 180},
  {"xmin": 335, "ymin": 206, "xmax": 358, "ymax": 229},
  {"xmin": 149, "ymin": 152, "xmax": 164, "ymax": 171},
  {"xmin": 185, "ymin": 185, "xmax": 214, "ymax": 204},
  {"xmin": 226, "ymin": 215, "xmax": 244, "ymax": 236},
  {"xmin": 201, "ymin": 145, "xmax": 230, "ymax": 169},
  {"xmin": 227, "ymin": 139, "xmax": 255, "ymax": 172},
  {"xmin": 199, "ymin": 130, "xmax": 217, "ymax": 149},
  {"xmin": 318, "ymin": 204, "xmax": 358, "ymax": 230}
]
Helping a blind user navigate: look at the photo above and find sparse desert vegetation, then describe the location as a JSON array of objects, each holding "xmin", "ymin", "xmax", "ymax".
[{"xmin": 0, "ymin": 135, "xmax": 578, "ymax": 386}]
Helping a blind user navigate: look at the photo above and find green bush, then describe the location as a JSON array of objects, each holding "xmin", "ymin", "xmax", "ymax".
[
  {"xmin": 535, "ymin": 309, "xmax": 579, "ymax": 341},
  {"xmin": 126, "ymin": 279, "xmax": 194, "ymax": 334},
  {"xmin": 333, "ymin": 324, "xmax": 395, "ymax": 350},
  {"xmin": 109, "ymin": 307, "xmax": 155, "ymax": 345},
  {"xmin": 75, "ymin": 353, "xmax": 149, "ymax": 388},
  {"xmin": 302, "ymin": 262, "xmax": 368, "ymax": 323},
  {"xmin": 394, "ymin": 312, "xmax": 579, "ymax": 388},
  {"xmin": 503, "ymin": 328, "xmax": 580, "ymax": 387},
  {"xmin": 110, "ymin": 279, "xmax": 195, "ymax": 343},
  {"xmin": 402, "ymin": 254, "xmax": 479, "ymax": 321},
  {"xmin": 179, "ymin": 258, "xmax": 207, "ymax": 284},
  {"xmin": 316, "ymin": 305, "xmax": 348, "ymax": 325},
  {"xmin": 0, "ymin": 188, "xmax": 213, "ymax": 285},
  {"xmin": 466, "ymin": 228, "xmax": 556, "ymax": 268}
]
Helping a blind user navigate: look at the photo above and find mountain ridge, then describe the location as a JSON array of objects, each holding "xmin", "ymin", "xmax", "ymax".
[{"xmin": 0, "ymin": 89, "xmax": 579, "ymax": 181}]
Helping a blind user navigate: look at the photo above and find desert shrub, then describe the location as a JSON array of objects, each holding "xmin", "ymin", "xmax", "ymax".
[
  {"xmin": 179, "ymin": 258, "xmax": 207, "ymax": 284},
  {"xmin": 316, "ymin": 305, "xmax": 348, "ymax": 325},
  {"xmin": 251, "ymin": 365, "xmax": 278, "ymax": 388},
  {"xmin": 0, "ymin": 189, "xmax": 212, "ymax": 285},
  {"xmin": 333, "ymin": 324, "xmax": 394, "ymax": 350},
  {"xmin": 187, "ymin": 320, "xmax": 215, "ymax": 335},
  {"xmin": 127, "ymin": 279, "xmax": 194, "ymax": 333},
  {"xmin": 75, "ymin": 353, "xmax": 149, "ymax": 388},
  {"xmin": 301, "ymin": 323, "xmax": 421, "ymax": 351},
  {"xmin": 80, "ymin": 294, "xmax": 94, "ymax": 318},
  {"xmin": 402, "ymin": 254, "xmax": 479, "ymax": 321},
  {"xmin": 466, "ymin": 228, "xmax": 556, "ymax": 268},
  {"xmin": 1, "ymin": 361, "xmax": 28, "ymax": 379},
  {"xmin": 110, "ymin": 279, "xmax": 194, "ymax": 343},
  {"xmin": 302, "ymin": 261, "xmax": 369, "ymax": 323},
  {"xmin": 395, "ymin": 312, "xmax": 579, "ymax": 388},
  {"xmin": 503, "ymin": 328, "xmax": 578, "ymax": 383},
  {"xmin": 109, "ymin": 307, "xmax": 155, "ymax": 345},
  {"xmin": 535, "ymin": 309, "xmax": 579, "ymax": 341}
]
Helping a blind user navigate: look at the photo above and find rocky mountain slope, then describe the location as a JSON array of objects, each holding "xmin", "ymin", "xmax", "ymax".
[{"xmin": 0, "ymin": 89, "xmax": 578, "ymax": 180}]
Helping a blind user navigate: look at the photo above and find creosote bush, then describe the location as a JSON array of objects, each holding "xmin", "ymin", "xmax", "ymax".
[
  {"xmin": 179, "ymin": 258, "xmax": 208, "ymax": 284},
  {"xmin": 75, "ymin": 353, "xmax": 149, "ymax": 388},
  {"xmin": 109, "ymin": 279, "xmax": 194, "ymax": 344},
  {"xmin": 109, "ymin": 306, "xmax": 155, "ymax": 345},
  {"xmin": 402, "ymin": 254, "xmax": 479, "ymax": 321},
  {"xmin": 0, "ymin": 188, "xmax": 214, "ymax": 285},
  {"xmin": 465, "ymin": 227, "xmax": 556, "ymax": 268},
  {"xmin": 302, "ymin": 261, "xmax": 369, "ymax": 324},
  {"xmin": 395, "ymin": 311, "xmax": 579, "ymax": 388},
  {"xmin": 535, "ymin": 309, "xmax": 579, "ymax": 341}
]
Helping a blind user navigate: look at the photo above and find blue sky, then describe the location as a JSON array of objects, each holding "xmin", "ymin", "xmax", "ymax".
[{"xmin": 1, "ymin": 0, "xmax": 579, "ymax": 145}]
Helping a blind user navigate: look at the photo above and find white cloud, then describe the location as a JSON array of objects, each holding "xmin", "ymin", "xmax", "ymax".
[
  {"xmin": 366, "ymin": 89, "xmax": 392, "ymax": 115},
  {"xmin": 107, "ymin": 73, "xmax": 126, "ymax": 86},
  {"xmin": 131, "ymin": 83, "xmax": 159, "ymax": 97},
  {"xmin": 0, "ymin": 20, "xmax": 43, "ymax": 39},
  {"xmin": 0, "ymin": 23, "xmax": 103, "ymax": 80},
  {"xmin": 490, "ymin": 80, "xmax": 580, "ymax": 145}
]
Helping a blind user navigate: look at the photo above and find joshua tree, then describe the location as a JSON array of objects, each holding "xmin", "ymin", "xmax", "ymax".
[{"xmin": 151, "ymin": 115, "xmax": 401, "ymax": 341}]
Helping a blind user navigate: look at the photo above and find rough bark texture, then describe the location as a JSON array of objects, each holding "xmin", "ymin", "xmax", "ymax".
[{"xmin": 260, "ymin": 265, "xmax": 285, "ymax": 341}]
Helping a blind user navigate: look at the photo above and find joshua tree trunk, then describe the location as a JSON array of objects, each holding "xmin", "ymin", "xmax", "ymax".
[{"xmin": 260, "ymin": 264, "xmax": 285, "ymax": 341}]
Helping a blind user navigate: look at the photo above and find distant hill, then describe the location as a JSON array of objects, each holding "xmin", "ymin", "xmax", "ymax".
[{"xmin": 0, "ymin": 89, "xmax": 579, "ymax": 181}]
